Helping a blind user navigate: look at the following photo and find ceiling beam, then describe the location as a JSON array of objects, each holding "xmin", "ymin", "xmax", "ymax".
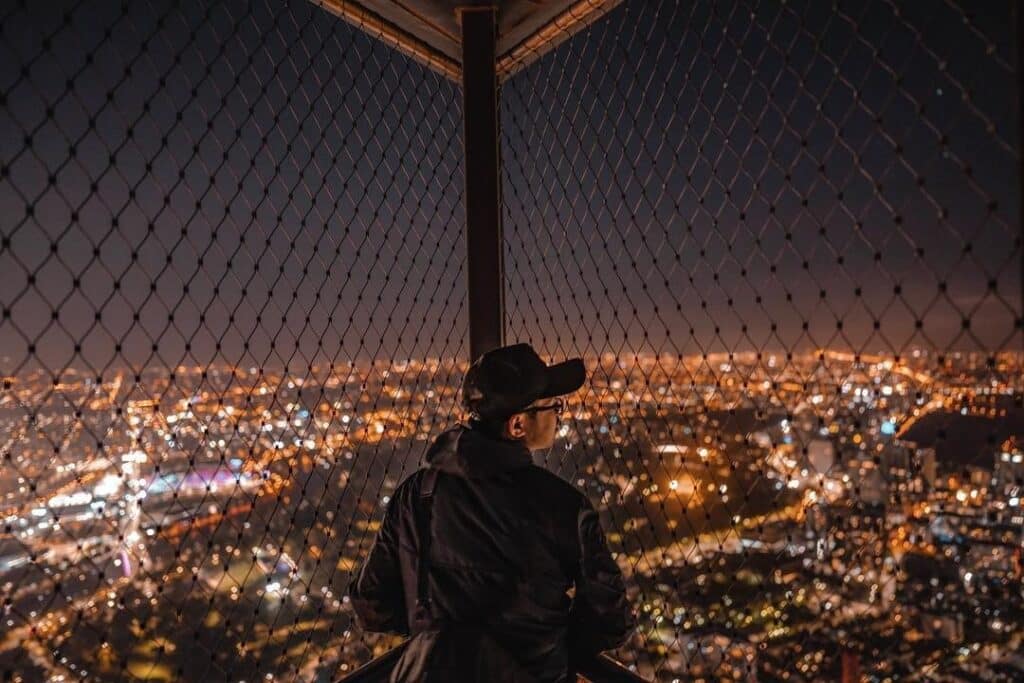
[
  {"xmin": 496, "ymin": 0, "xmax": 623, "ymax": 81},
  {"xmin": 310, "ymin": 0, "xmax": 624, "ymax": 84},
  {"xmin": 313, "ymin": 0, "xmax": 461, "ymax": 82}
]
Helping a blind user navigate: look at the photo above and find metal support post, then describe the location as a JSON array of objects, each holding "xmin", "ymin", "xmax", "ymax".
[
  {"xmin": 459, "ymin": 5, "xmax": 504, "ymax": 361},
  {"xmin": 1018, "ymin": 0, "xmax": 1024, "ymax": 351}
]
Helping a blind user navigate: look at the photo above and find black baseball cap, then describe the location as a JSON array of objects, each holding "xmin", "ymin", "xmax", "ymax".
[{"xmin": 461, "ymin": 343, "xmax": 586, "ymax": 420}]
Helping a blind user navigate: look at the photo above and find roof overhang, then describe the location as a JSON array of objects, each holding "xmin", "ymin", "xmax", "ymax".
[{"xmin": 312, "ymin": 0, "xmax": 623, "ymax": 82}]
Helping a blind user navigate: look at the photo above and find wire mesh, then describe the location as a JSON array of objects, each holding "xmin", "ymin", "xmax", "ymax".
[
  {"xmin": 502, "ymin": 0, "xmax": 1023, "ymax": 680},
  {"xmin": 4, "ymin": 0, "xmax": 1024, "ymax": 680},
  {"xmin": 0, "ymin": 0, "xmax": 466, "ymax": 680}
]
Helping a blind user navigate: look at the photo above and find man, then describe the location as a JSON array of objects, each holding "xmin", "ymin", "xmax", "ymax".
[{"xmin": 349, "ymin": 343, "xmax": 635, "ymax": 682}]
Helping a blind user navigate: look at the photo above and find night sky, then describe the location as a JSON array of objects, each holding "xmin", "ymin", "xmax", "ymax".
[
  {"xmin": 0, "ymin": 0, "xmax": 1021, "ymax": 375},
  {"xmin": 502, "ymin": 0, "xmax": 1021, "ymax": 361}
]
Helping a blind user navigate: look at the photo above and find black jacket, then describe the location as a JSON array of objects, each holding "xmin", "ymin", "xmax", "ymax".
[{"xmin": 349, "ymin": 423, "xmax": 635, "ymax": 682}]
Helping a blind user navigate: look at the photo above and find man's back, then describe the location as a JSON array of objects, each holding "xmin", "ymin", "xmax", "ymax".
[{"xmin": 349, "ymin": 424, "xmax": 635, "ymax": 682}]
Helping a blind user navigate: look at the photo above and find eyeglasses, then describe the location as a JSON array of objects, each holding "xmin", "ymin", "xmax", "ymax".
[{"xmin": 521, "ymin": 398, "xmax": 566, "ymax": 417}]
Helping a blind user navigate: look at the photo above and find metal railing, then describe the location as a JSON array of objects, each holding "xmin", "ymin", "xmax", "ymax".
[{"xmin": 337, "ymin": 643, "xmax": 648, "ymax": 683}]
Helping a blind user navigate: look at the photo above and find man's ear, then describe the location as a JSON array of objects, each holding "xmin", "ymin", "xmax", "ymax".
[{"xmin": 506, "ymin": 413, "xmax": 526, "ymax": 439}]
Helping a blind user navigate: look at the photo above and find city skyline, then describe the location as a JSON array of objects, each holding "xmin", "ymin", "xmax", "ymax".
[{"xmin": 1, "ymin": 349, "xmax": 1022, "ymax": 679}]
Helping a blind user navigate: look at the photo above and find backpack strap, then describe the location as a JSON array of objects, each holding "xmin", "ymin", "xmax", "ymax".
[
  {"xmin": 413, "ymin": 467, "xmax": 440, "ymax": 625},
  {"xmin": 410, "ymin": 466, "xmax": 534, "ymax": 635}
]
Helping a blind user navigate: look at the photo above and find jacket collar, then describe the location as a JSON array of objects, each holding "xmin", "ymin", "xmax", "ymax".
[{"xmin": 423, "ymin": 423, "xmax": 532, "ymax": 479}]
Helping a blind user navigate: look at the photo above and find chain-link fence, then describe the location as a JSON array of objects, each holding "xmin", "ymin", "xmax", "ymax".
[
  {"xmin": 2, "ymin": 0, "xmax": 1023, "ymax": 681},
  {"xmin": 503, "ymin": 0, "xmax": 1022, "ymax": 680},
  {"xmin": 0, "ymin": 0, "xmax": 466, "ymax": 679}
]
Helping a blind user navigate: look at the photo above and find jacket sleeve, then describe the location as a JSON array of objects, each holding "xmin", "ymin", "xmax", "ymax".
[
  {"xmin": 349, "ymin": 484, "xmax": 409, "ymax": 636},
  {"xmin": 568, "ymin": 496, "xmax": 636, "ymax": 658}
]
